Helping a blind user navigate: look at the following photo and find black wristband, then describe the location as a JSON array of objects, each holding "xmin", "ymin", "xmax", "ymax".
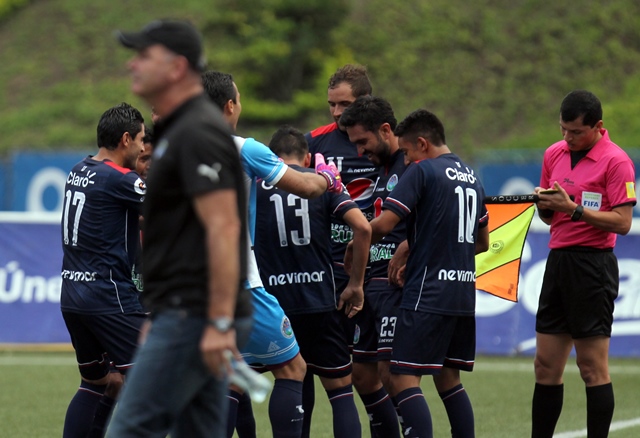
[{"xmin": 570, "ymin": 205, "xmax": 584, "ymax": 221}]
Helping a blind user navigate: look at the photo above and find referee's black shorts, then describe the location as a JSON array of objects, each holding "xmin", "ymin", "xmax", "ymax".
[{"xmin": 536, "ymin": 247, "xmax": 618, "ymax": 338}]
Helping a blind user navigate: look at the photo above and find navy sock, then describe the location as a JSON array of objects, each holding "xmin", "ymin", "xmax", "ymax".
[
  {"xmin": 236, "ymin": 391, "xmax": 257, "ymax": 438},
  {"xmin": 227, "ymin": 390, "xmax": 241, "ymax": 438},
  {"xmin": 396, "ymin": 387, "xmax": 432, "ymax": 438},
  {"xmin": 326, "ymin": 384, "xmax": 361, "ymax": 438},
  {"xmin": 392, "ymin": 396, "xmax": 407, "ymax": 436},
  {"xmin": 360, "ymin": 387, "xmax": 401, "ymax": 438},
  {"xmin": 439, "ymin": 384, "xmax": 474, "ymax": 438},
  {"xmin": 531, "ymin": 383, "xmax": 563, "ymax": 438},
  {"xmin": 586, "ymin": 383, "xmax": 614, "ymax": 438},
  {"xmin": 87, "ymin": 395, "xmax": 116, "ymax": 438},
  {"xmin": 268, "ymin": 379, "xmax": 304, "ymax": 437},
  {"xmin": 301, "ymin": 372, "xmax": 315, "ymax": 438},
  {"xmin": 63, "ymin": 381, "xmax": 106, "ymax": 438}
]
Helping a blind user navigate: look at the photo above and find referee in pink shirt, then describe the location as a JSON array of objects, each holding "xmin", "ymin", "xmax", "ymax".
[{"xmin": 531, "ymin": 90, "xmax": 637, "ymax": 438}]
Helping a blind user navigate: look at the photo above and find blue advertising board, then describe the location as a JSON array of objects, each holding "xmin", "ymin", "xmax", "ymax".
[
  {"xmin": 8, "ymin": 151, "xmax": 89, "ymax": 212},
  {"xmin": 1, "ymin": 214, "xmax": 639, "ymax": 357}
]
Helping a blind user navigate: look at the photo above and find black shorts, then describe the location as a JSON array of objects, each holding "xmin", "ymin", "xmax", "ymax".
[
  {"xmin": 62, "ymin": 311, "xmax": 146, "ymax": 380},
  {"xmin": 288, "ymin": 311, "xmax": 352, "ymax": 379},
  {"xmin": 536, "ymin": 248, "xmax": 618, "ymax": 338},
  {"xmin": 353, "ymin": 279, "xmax": 402, "ymax": 362},
  {"xmin": 390, "ymin": 309, "xmax": 475, "ymax": 376}
]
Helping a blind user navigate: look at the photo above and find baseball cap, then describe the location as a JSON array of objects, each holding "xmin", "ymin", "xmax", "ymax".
[{"xmin": 117, "ymin": 19, "xmax": 206, "ymax": 71}]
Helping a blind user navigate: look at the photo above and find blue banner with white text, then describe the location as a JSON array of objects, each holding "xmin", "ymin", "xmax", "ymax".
[{"xmin": 1, "ymin": 215, "xmax": 639, "ymax": 357}]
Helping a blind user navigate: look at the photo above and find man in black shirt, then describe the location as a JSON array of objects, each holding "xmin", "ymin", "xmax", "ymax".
[{"xmin": 108, "ymin": 19, "xmax": 249, "ymax": 438}]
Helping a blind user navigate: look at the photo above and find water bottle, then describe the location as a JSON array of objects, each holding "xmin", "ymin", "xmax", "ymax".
[{"xmin": 224, "ymin": 350, "xmax": 272, "ymax": 403}]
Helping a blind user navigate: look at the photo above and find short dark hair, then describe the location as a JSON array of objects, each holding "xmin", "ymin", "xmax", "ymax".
[
  {"xmin": 328, "ymin": 64, "xmax": 372, "ymax": 97},
  {"xmin": 268, "ymin": 125, "xmax": 308, "ymax": 161},
  {"xmin": 97, "ymin": 103, "xmax": 144, "ymax": 150},
  {"xmin": 143, "ymin": 125, "xmax": 154, "ymax": 144},
  {"xmin": 560, "ymin": 90, "xmax": 602, "ymax": 128},
  {"xmin": 340, "ymin": 95, "xmax": 397, "ymax": 132},
  {"xmin": 394, "ymin": 109, "xmax": 446, "ymax": 146},
  {"xmin": 202, "ymin": 71, "xmax": 236, "ymax": 111}
]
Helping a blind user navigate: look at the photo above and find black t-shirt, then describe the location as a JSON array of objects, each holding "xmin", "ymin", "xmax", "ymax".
[{"xmin": 142, "ymin": 93, "xmax": 250, "ymax": 317}]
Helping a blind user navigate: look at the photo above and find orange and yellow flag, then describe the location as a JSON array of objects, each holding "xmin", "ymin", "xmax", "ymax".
[{"xmin": 475, "ymin": 202, "xmax": 535, "ymax": 302}]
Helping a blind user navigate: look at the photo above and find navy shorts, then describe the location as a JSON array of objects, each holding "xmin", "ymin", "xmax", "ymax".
[
  {"xmin": 62, "ymin": 311, "xmax": 146, "ymax": 380},
  {"xmin": 289, "ymin": 311, "xmax": 352, "ymax": 379},
  {"xmin": 353, "ymin": 279, "xmax": 402, "ymax": 362},
  {"xmin": 390, "ymin": 309, "xmax": 475, "ymax": 376},
  {"xmin": 536, "ymin": 247, "xmax": 618, "ymax": 338}
]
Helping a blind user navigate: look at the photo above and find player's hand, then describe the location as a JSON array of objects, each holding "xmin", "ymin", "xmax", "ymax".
[
  {"xmin": 200, "ymin": 326, "xmax": 236, "ymax": 378},
  {"xmin": 343, "ymin": 241, "xmax": 354, "ymax": 275},
  {"xmin": 388, "ymin": 240, "xmax": 409, "ymax": 287},
  {"xmin": 315, "ymin": 153, "xmax": 343, "ymax": 193},
  {"xmin": 338, "ymin": 284, "xmax": 364, "ymax": 318}
]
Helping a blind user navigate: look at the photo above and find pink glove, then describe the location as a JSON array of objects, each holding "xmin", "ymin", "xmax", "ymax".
[{"xmin": 315, "ymin": 154, "xmax": 343, "ymax": 193}]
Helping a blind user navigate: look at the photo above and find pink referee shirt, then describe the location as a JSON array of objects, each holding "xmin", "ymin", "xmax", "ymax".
[{"xmin": 540, "ymin": 129, "xmax": 637, "ymax": 249}]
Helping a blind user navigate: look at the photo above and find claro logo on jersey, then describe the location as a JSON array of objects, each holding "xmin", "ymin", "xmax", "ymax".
[
  {"xmin": 67, "ymin": 168, "xmax": 96, "ymax": 187},
  {"xmin": 446, "ymin": 163, "xmax": 476, "ymax": 184},
  {"xmin": 438, "ymin": 269, "xmax": 476, "ymax": 282},
  {"xmin": 268, "ymin": 270, "xmax": 326, "ymax": 286}
]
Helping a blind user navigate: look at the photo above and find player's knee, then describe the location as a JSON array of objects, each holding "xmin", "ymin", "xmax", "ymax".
[
  {"xmin": 104, "ymin": 372, "xmax": 125, "ymax": 398},
  {"xmin": 275, "ymin": 354, "xmax": 307, "ymax": 381}
]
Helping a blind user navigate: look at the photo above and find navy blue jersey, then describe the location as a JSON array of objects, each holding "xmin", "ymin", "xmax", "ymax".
[
  {"xmin": 306, "ymin": 123, "xmax": 378, "ymax": 271},
  {"xmin": 254, "ymin": 165, "xmax": 359, "ymax": 315},
  {"xmin": 369, "ymin": 150, "xmax": 408, "ymax": 279},
  {"xmin": 60, "ymin": 157, "xmax": 145, "ymax": 314},
  {"xmin": 383, "ymin": 154, "xmax": 488, "ymax": 316}
]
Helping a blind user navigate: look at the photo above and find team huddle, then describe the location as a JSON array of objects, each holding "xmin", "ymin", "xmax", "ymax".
[{"xmin": 58, "ymin": 19, "xmax": 636, "ymax": 438}]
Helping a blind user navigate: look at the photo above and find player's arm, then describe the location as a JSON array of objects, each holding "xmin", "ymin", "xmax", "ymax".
[
  {"xmin": 193, "ymin": 189, "xmax": 241, "ymax": 376},
  {"xmin": 388, "ymin": 239, "xmax": 409, "ymax": 287},
  {"xmin": 370, "ymin": 209, "xmax": 402, "ymax": 244},
  {"xmin": 275, "ymin": 167, "xmax": 329, "ymax": 199},
  {"xmin": 339, "ymin": 208, "xmax": 371, "ymax": 318},
  {"xmin": 476, "ymin": 224, "xmax": 490, "ymax": 254}
]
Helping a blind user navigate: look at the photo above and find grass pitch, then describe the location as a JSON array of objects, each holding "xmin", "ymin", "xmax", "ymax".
[{"xmin": 1, "ymin": 351, "xmax": 638, "ymax": 437}]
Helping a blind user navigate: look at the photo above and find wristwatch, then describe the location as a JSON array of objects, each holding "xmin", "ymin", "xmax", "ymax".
[
  {"xmin": 208, "ymin": 316, "xmax": 234, "ymax": 333},
  {"xmin": 570, "ymin": 205, "xmax": 584, "ymax": 222}
]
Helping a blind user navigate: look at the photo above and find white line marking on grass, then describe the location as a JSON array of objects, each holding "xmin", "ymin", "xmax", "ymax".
[
  {"xmin": 475, "ymin": 362, "xmax": 640, "ymax": 374},
  {"xmin": 554, "ymin": 417, "xmax": 640, "ymax": 437},
  {"xmin": 0, "ymin": 356, "xmax": 75, "ymax": 366}
]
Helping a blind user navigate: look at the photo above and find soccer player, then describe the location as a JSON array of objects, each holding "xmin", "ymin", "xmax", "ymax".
[
  {"xmin": 60, "ymin": 102, "xmax": 146, "ymax": 438},
  {"xmin": 350, "ymin": 109, "xmax": 490, "ymax": 438},
  {"xmin": 255, "ymin": 125, "xmax": 371, "ymax": 437},
  {"xmin": 340, "ymin": 95, "xmax": 409, "ymax": 437},
  {"xmin": 304, "ymin": 64, "xmax": 396, "ymax": 435},
  {"xmin": 531, "ymin": 90, "xmax": 636, "ymax": 438},
  {"xmin": 201, "ymin": 70, "xmax": 345, "ymax": 438},
  {"xmin": 108, "ymin": 20, "xmax": 248, "ymax": 438}
]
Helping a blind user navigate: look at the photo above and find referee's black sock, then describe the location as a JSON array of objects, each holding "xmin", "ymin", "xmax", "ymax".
[
  {"xmin": 586, "ymin": 382, "xmax": 614, "ymax": 438},
  {"xmin": 531, "ymin": 382, "xmax": 563, "ymax": 438}
]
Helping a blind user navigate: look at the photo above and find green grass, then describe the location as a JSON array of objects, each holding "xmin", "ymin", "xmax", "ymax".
[{"xmin": 1, "ymin": 351, "xmax": 639, "ymax": 437}]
